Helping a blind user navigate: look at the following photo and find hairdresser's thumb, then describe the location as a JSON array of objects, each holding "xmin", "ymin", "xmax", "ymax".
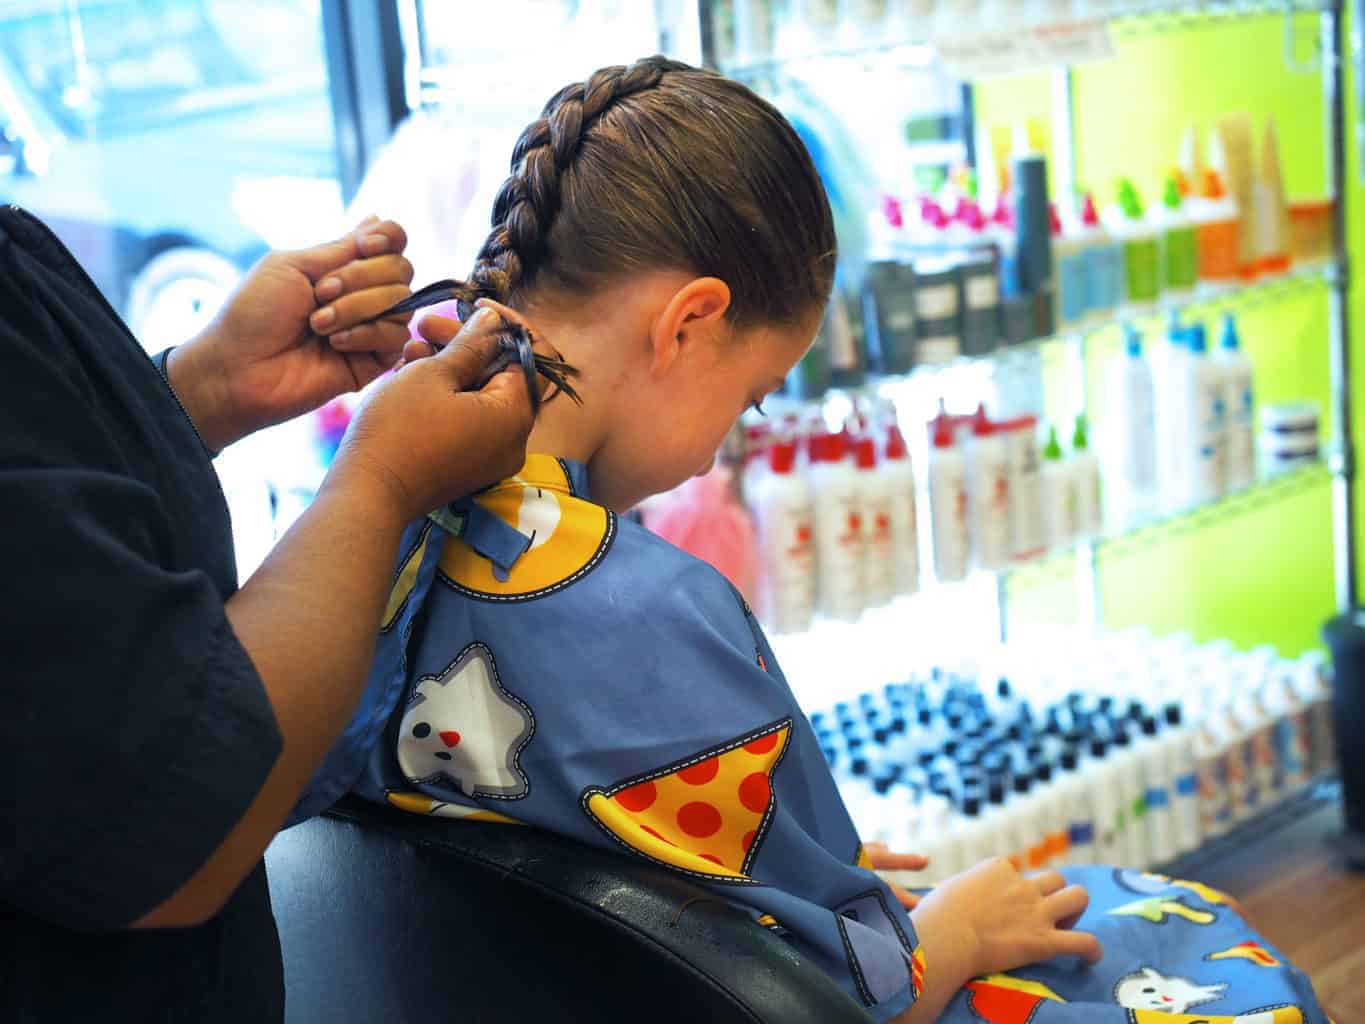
[{"xmin": 431, "ymin": 308, "xmax": 514, "ymax": 392}]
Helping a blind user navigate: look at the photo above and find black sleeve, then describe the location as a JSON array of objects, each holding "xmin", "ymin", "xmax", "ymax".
[{"xmin": 1, "ymin": 280, "xmax": 283, "ymax": 931}]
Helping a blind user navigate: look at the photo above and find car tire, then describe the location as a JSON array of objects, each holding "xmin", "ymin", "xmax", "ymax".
[{"xmin": 125, "ymin": 246, "xmax": 242, "ymax": 354}]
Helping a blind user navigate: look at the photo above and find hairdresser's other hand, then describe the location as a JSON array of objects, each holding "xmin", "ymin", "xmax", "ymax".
[
  {"xmin": 165, "ymin": 216, "xmax": 414, "ymax": 451},
  {"xmin": 325, "ymin": 307, "xmax": 534, "ymax": 523}
]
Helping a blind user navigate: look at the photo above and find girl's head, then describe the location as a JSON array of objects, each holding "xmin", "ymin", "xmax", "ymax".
[{"xmin": 450, "ymin": 56, "xmax": 836, "ymax": 509}]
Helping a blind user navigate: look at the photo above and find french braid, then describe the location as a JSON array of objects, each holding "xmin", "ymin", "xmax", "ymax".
[{"xmin": 455, "ymin": 56, "xmax": 690, "ymax": 322}]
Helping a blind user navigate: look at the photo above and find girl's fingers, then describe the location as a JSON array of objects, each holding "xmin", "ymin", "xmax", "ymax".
[
  {"xmin": 866, "ymin": 847, "xmax": 932, "ymax": 871},
  {"xmin": 415, "ymin": 313, "xmax": 463, "ymax": 349},
  {"xmin": 1045, "ymin": 883, "xmax": 1090, "ymax": 927},
  {"xmin": 402, "ymin": 338, "xmax": 436, "ymax": 364},
  {"xmin": 887, "ymin": 883, "xmax": 920, "ymax": 911},
  {"xmin": 311, "ymin": 284, "xmax": 413, "ymax": 335},
  {"xmin": 1032, "ymin": 870, "xmax": 1068, "ymax": 897},
  {"xmin": 314, "ymin": 254, "xmax": 416, "ymax": 304},
  {"xmin": 1050, "ymin": 927, "xmax": 1103, "ymax": 965}
]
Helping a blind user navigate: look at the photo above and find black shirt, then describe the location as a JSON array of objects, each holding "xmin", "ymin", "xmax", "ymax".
[{"xmin": 0, "ymin": 207, "xmax": 286, "ymax": 1021}]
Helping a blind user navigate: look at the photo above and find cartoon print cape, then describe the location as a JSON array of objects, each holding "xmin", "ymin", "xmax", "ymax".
[
  {"xmin": 943, "ymin": 867, "xmax": 1328, "ymax": 1022},
  {"xmin": 295, "ymin": 455, "xmax": 1329, "ymax": 1023},
  {"xmin": 296, "ymin": 455, "xmax": 923, "ymax": 1021}
]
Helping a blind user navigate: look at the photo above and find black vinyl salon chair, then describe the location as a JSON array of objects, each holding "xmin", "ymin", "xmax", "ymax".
[{"xmin": 266, "ymin": 796, "xmax": 873, "ymax": 1023}]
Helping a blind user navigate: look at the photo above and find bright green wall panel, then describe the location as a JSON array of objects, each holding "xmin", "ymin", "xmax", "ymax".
[{"xmin": 977, "ymin": 11, "xmax": 1352, "ymax": 654}]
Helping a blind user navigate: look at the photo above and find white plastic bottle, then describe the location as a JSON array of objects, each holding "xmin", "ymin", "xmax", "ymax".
[
  {"xmin": 1070, "ymin": 414, "xmax": 1102, "ymax": 539},
  {"xmin": 882, "ymin": 426, "xmax": 920, "ymax": 597},
  {"xmin": 1105, "ymin": 326, "xmax": 1159, "ymax": 525},
  {"xmin": 854, "ymin": 437, "xmax": 896, "ymax": 609},
  {"xmin": 1040, "ymin": 425, "xmax": 1075, "ymax": 553},
  {"xmin": 1160, "ymin": 703, "xmax": 1203, "ymax": 855},
  {"xmin": 1002, "ymin": 414, "xmax": 1045, "ymax": 562},
  {"xmin": 1136, "ymin": 714, "xmax": 1176, "ymax": 865},
  {"xmin": 928, "ymin": 408, "xmax": 970, "ymax": 583},
  {"xmin": 1173, "ymin": 324, "xmax": 1227, "ymax": 506},
  {"xmin": 967, "ymin": 406, "xmax": 1012, "ymax": 571},
  {"xmin": 1057, "ymin": 747, "xmax": 1096, "ymax": 865},
  {"xmin": 1110, "ymin": 726, "xmax": 1148, "ymax": 868},
  {"xmin": 807, "ymin": 432, "xmax": 865, "ymax": 620},
  {"xmin": 1087, "ymin": 737, "xmax": 1127, "ymax": 863},
  {"xmin": 1218, "ymin": 312, "xmax": 1256, "ymax": 492},
  {"xmin": 750, "ymin": 439, "xmax": 816, "ymax": 634}
]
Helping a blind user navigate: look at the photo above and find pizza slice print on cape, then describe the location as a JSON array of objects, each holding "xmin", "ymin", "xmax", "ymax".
[
  {"xmin": 962, "ymin": 973, "xmax": 1066, "ymax": 1024},
  {"xmin": 396, "ymin": 642, "xmax": 534, "ymax": 800},
  {"xmin": 1128, "ymin": 1007, "xmax": 1303, "ymax": 1024},
  {"xmin": 437, "ymin": 456, "xmax": 614, "ymax": 601},
  {"xmin": 581, "ymin": 719, "xmax": 792, "ymax": 882},
  {"xmin": 1205, "ymin": 941, "xmax": 1283, "ymax": 968}
]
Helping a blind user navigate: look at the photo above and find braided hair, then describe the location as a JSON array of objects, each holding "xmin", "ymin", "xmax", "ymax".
[{"xmin": 452, "ymin": 55, "xmax": 836, "ymax": 329}]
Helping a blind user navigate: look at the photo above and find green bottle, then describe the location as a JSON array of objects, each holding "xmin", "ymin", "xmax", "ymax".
[
  {"xmin": 1114, "ymin": 179, "xmax": 1161, "ymax": 310},
  {"xmin": 1160, "ymin": 176, "xmax": 1200, "ymax": 295}
]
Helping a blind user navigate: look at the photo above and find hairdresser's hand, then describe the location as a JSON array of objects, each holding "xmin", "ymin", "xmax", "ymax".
[
  {"xmin": 165, "ymin": 216, "xmax": 414, "ymax": 451},
  {"xmin": 324, "ymin": 307, "xmax": 535, "ymax": 523},
  {"xmin": 863, "ymin": 843, "xmax": 930, "ymax": 910}
]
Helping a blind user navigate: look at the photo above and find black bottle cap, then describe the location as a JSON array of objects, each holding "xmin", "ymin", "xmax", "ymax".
[
  {"xmin": 851, "ymin": 757, "xmax": 870, "ymax": 776},
  {"xmin": 873, "ymin": 776, "xmax": 895, "ymax": 795},
  {"xmin": 1140, "ymin": 715, "xmax": 1159, "ymax": 737},
  {"xmin": 1113, "ymin": 727, "xmax": 1131, "ymax": 747},
  {"xmin": 892, "ymin": 717, "xmax": 908, "ymax": 735},
  {"xmin": 963, "ymin": 794, "xmax": 983, "ymax": 816},
  {"xmin": 1060, "ymin": 747, "xmax": 1079, "ymax": 771},
  {"xmin": 846, "ymin": 736, "xmax": 865, "ymax": 751},
  {"xmin": 810, "ymin": 711, "xmax": 827, "ymax": 726},
  {"xmin": 1164, "ymin": 703, "xmax": 1183, "ymax": 727},
  {"xmin": 1089, "ymin": 737, "xmax": 1108, "ymax": 758},
  {"xmin": 943, "ymin": 738, "xmax": 961, "ymax": 756},
  {"xmin": 917, "ymin": 708, "xmax": 933, "ymax": 727},
  {"xmin": 1012, "ymin": 773, "xmax": 1031, "ymax": 795},
  {"xmin": 1034, "ymin": 761, "xmax": 1053, "ymax": 784},
  {"xmin": 988, "ymin": 778, "xmax": 1007, "ymax": 804}
]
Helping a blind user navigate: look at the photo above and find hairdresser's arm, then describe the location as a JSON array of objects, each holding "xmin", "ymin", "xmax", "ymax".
[
  {"xmin": 890, "ymin": 860, "xmax": 1102, "ymax": 1023},
  {"xmin": 134, "ymin": 311, "xmax": 532, "ymax": 929},
  {"xmin": 164, "ymin": 217, "xmax": 415, "ymax": 452}
]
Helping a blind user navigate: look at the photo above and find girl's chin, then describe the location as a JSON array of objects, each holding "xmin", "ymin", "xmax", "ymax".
[{"xmin": 694, "ymin": 455, "xmax": 716, "ymax": 477}]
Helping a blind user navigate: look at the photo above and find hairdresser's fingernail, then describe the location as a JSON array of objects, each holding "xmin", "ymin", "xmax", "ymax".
[
  {"xmin": 360, "ymin": 233, "xmax": 390, "ymax": 256},
  {"xmin": 329, "ymin": 329, "xmax": 352, "ymax": 348},
  {"xmin": 315, "ymin": 276, "xmax": 343, "ymax": 302},
  {"xmin": 310, "ymin": 306, "xmax": 336, "ymax": 332},
  {"xmin": 470, "ymin": 306, "xmax": 499, "ymax": 329}
]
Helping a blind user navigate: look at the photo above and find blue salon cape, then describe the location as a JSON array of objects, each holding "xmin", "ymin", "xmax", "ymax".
[{"xmin": 298, "ymin": 454, "xmax": 1329, "ymax": 1023}]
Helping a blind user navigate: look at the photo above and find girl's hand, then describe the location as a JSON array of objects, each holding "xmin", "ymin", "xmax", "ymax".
[
  {"xmin": 864, "ymin": 842, "xmax": 930, "ymax": 910},
  {"xmin": 165, "ymin": 216, "xmax": 415, "ymax": 451},
  {"xmin": 923, "ymin": 859, "xmax": 1102, "ymax": 979}
]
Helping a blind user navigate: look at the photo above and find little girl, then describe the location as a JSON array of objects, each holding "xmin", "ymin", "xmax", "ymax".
[{"xmin": 298, "ymin": 57, "xmax": 1331, "ymax": 1023}]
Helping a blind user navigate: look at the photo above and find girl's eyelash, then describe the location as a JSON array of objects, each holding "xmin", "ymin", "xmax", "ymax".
[{"xmin": 751, "ymin": 400, "xmax": 767, "ymax": 417}]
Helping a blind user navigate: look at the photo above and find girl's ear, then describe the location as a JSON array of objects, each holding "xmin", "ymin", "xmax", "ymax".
[{"xmin": 648, "ymin": 277, "xmax": 732, "ymax": 376}]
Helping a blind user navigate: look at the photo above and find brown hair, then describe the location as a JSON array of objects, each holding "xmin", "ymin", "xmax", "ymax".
[{"xmin": 450, "ymin": 56, "xmax": 836, "ymax": 330}]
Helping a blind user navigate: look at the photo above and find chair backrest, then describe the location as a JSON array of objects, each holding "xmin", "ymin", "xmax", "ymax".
[{"xmin": 266, "ymin": 798, "xmax": 875, "ymax": 1023}]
